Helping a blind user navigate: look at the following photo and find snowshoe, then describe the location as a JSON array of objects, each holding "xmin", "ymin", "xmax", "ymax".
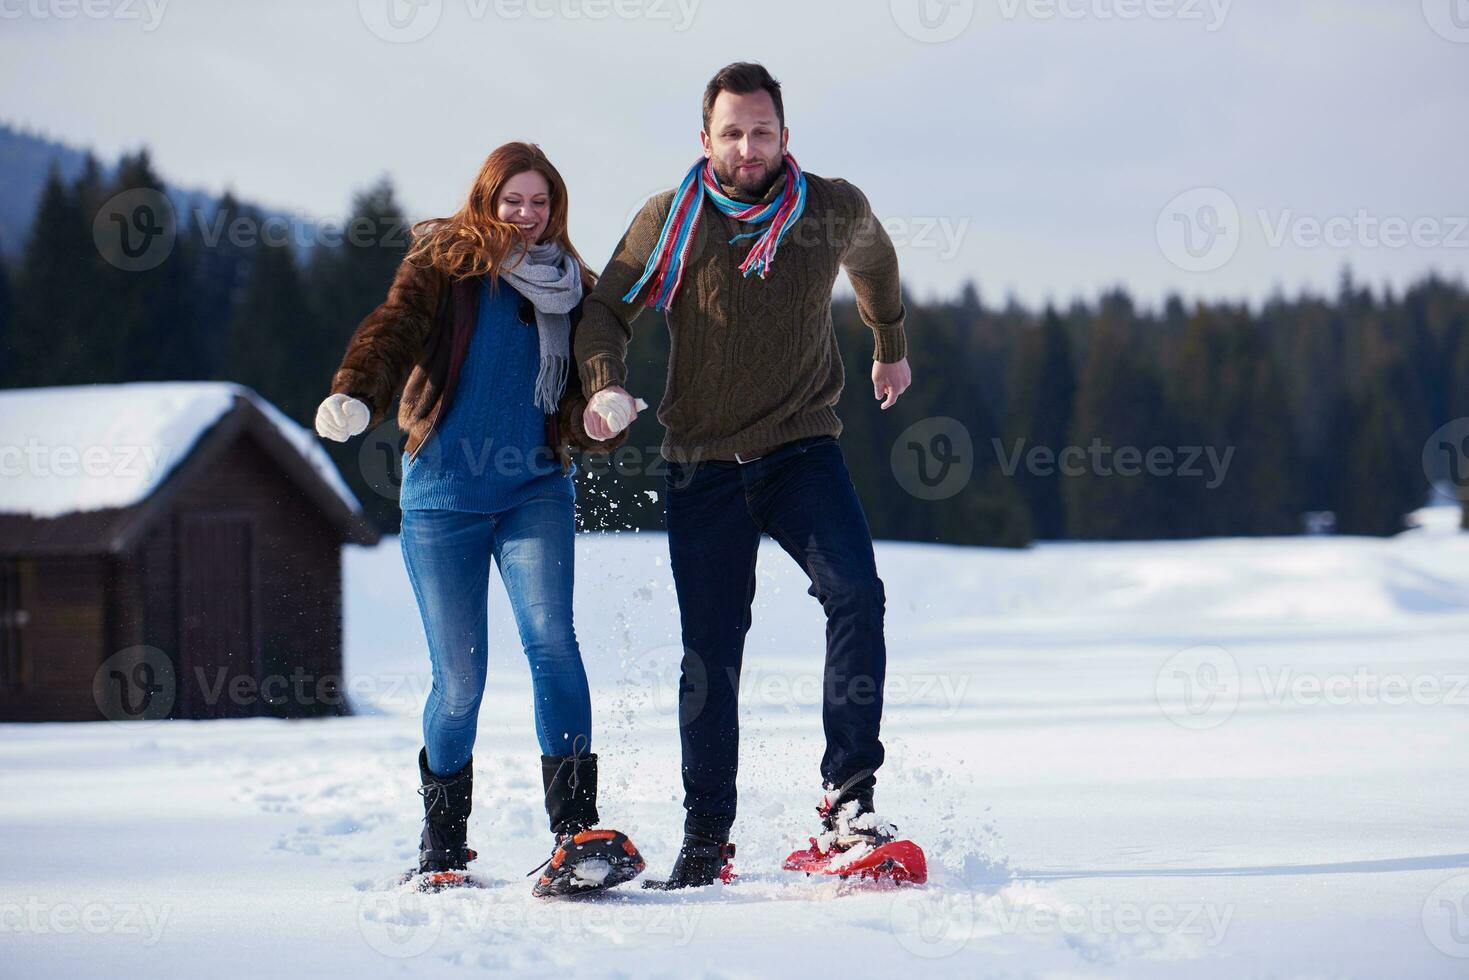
[
  {"xmin": 531, "ymin": 746, "xmax": 645, "ymax": 897},
  {"xmin": 399, "ymin": 863, "xmax": 486, "ymax": 893},
  {"xmin": 783, "ymin": 837, "xmax": 927, "ymax": 885},
  {"xmin": 531, "ymin": 828, "xmax": 646, "ymax": 897},
  {"xmin": 783, "ymin": 782, "xmax": 927, "ymax": 885}
]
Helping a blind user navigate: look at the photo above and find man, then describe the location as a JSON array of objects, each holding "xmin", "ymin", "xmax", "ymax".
[{"xmin": 577, "ymin": 62, "xmax": 912, "ymax": 889}]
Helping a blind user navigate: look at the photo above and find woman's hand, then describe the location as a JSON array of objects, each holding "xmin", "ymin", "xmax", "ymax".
[{"xmin": 315, "ymin": 393, "xmax": 371, "ymax": 442}]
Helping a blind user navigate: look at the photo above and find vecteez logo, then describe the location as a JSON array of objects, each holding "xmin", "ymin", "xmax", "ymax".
[
  {"xmin": 1155, "ymin": 645, "xmax": 1240, "ymax": 730},
  {"xmin": 93, "ymin": 646, "xmax": 177, "ymax": 724},
  {"xmin": 1422, "ymin": 874, "xmax": 1469, "ymax": 958},
  {"xmin": 357, "ymin": 889, "xmax": 443, "ymax": 958},
  {"xmin": 1156, "ymin": 188, "xmax": 1241, "ymax": 274},
  {"xmin": 890, "ymin": 0, "xmax": 976, "ymax": 43},
  {"xmin": 1422, "ymin": 0, "xmax": 1469, "ymax": 43},
  {"xmin": 1424, "ymin": 419, "xmax": 1469, "ymax": 501},
  {"xmin": 891, "ymin": 417, "xmax": 974, "ymax": 501},
  {"xmin": 358, "ymin": 0, "xmax": 443, "ymax": 43},
  {"xmin": 93, "ymin": 189, "xmax": 177, "ymax": 272}
]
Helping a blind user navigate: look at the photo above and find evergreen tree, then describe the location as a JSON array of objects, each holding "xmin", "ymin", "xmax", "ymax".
[
  {"xmin": 0, "ymin": 242, "xmax": 13, "ymax": 386},
  {"xmin": 1333, "ymin": 379, "xmax": 1418, "ymax": 536},
  {"xmin": 12, "ymin": 164, "xmax": 96, "ymax": 386},
  {"xmin": 1168, "ymin": 303, "xmax": 1304, "ymax": 536},
  {"xmin": 1455, "ymin": 306, "xmax": 1469, "ymax": 531},
  {"xmin": 102, "ymin": 149, "xmax": 196, "ymax": 380},
  {"xmin": 224, "ymin": 238, "xmax": 316, "ymax": 422},
  {"xmin": 1064, "ymin": 291, "xmax": 1175, "ymax": 539},
  {"xmin": 1401, "ymin": 274, "xmax": 1464, "ymax": 427},
  {"xmin": 1331, "ymin": 319, "xmax": 1429, "ymax": 536},
  {"xmin": 1450, "ymin": 292, "xmax": 1469, "ymax": 423},
  {"xmin": 1004, "ymin": 307, "xmax": 1075, "ymax": 538},
  {"xmin": 67, "ymin": 155, "xmax": 111, "ymax": 381},
  {"xmin": 192, "ymin": 191, "xmax": 258, "ymax": 379},
  {"xmin": 1264, "ymin": 295, "xmax": 1343, "ymax": 512},
  {"xmin": 308, "ymin": 177, "xmax": 411, "ymax": 373}
]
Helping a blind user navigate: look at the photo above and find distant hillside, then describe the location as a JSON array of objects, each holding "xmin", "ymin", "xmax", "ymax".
[
  {"xmin": 0, "ymin": 123, "xmax": 97, "ymax": 254},
  {"xmin": 0, "ymin": 121, "xmax": 317, "ymax": 257}
]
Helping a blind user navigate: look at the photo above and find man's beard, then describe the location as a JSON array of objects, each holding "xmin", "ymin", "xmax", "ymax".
[{"xmin": 711, "ymin": 154, "xmax": 783, "ymax": 198}]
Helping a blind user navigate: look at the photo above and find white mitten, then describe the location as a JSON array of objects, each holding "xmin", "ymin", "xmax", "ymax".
[
  {"xmin": 314, "ymin": 393, "xmax": 370, "ymax": 442},
  {"xmin": 588, "ymin": 390, "xmax": 648, "ymax": 436}
]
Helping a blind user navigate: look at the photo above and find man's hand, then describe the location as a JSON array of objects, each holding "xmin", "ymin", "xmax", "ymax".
[
  {"xmin": 873, "ymin": 357, "xmax": 911, "ymax": 410},
  {"xmin": 315, "ymin": 393, "xmax": 370, "ymax": 442},
  {"xmin": 583, "ymin": 385, "xmax": 645, "ymax": 440}
]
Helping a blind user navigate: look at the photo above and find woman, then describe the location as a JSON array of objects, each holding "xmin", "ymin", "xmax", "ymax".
[{"xmin": 314, "ymin": 142, "xmax": 643, "ymax": 896}]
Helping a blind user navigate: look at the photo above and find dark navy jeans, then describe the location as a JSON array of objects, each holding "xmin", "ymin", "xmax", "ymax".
[
  {"xmin": 400, "ymin": 491, "xmax": 592, "ymax": 776},
  {"xmin": 663, "ymin": 434, "xmax": 887, "ymax": 840}
]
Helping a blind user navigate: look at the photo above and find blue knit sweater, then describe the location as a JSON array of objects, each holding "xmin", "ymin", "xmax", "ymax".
[{"xmin": 399, "ymin": 276, "xmax": 575, "ymax": 513}]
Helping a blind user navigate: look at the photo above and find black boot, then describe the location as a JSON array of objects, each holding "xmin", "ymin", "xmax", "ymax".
[
  {"xmin": 642, "ymin": 832, "xmax": 737, "ymax": 890},
  {"xmin": 530, "ymin": 750, "xmax": 645, "ymax": 897},
  {"xmin": 817, "ymin": 777, "xmax": 897, "ymax": 849},
  {"xmin": 542, "ymin": 748, "xmax": 599, "ymax": 835},
  {"xmin": 409, "ymin": 747, "xmax": 477, "ymax": 889}
]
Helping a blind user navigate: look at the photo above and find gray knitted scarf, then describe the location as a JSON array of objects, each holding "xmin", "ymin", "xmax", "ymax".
[{"xmin": 500, "ymin": 241, "xmax": 583, "ymax": 413}]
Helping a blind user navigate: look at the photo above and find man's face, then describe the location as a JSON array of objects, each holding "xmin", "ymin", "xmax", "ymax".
[{"xmin": 701, "ymin": 89, "xmax": 788, "ymax": 197}]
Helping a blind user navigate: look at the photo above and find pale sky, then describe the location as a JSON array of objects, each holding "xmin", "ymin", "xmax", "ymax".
[{"xmin": 2, "ymin": 0, "xmax": 1466, "ymax": 308}]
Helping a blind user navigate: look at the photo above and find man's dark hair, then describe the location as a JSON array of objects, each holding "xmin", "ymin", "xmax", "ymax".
[{"xmin": 702, "ymin": 62, "xmax": 784, "ymax": 132}]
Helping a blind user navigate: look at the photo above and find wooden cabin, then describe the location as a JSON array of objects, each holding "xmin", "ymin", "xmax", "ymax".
[{"xmin": 0, "ymin": 383, "xmax": 378, "ymax": 722}]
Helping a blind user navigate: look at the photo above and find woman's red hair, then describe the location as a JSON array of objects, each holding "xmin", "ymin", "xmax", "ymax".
[{"xmin": 406, "ymin": 141, "xmax": 594, "ymax": 290}]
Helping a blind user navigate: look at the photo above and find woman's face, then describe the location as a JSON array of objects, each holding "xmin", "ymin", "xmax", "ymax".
[{"xmin": 497, "ymin": 169, "xmax": 551, "ymax": 244}]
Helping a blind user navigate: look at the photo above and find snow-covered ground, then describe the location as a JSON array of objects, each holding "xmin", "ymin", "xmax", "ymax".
[{"xmin": 4, "ymin": 506, "xmax": 1469, "ymax": 978}]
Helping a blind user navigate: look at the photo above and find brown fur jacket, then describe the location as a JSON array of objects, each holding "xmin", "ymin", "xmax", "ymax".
[{"xmin": 329, "ymin": 256, "xmax": 627, "ymax": 472}]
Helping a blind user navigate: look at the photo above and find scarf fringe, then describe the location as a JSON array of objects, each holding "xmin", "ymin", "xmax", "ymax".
[
  {"xmin": 534, "ymin": 352, "xmax": 569, "ymax": 415},
  {"xmin": 500, "ymin": 243, "xmax": 579, "ymax": 414}
]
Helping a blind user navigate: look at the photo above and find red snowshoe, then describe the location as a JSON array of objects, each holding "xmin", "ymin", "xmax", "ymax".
[
  {"xmin": 784, "ymin": 837, "xmax": 927, "ymax": 885},
  {"xmin": 783, "ymin": 783, "xmax": 927, "ymax": 886}
]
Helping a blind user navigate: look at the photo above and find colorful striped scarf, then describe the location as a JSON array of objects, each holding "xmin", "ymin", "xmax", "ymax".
[{"xmin": 622, "ymin": 153, "xmax": 808, "ymax": 312}]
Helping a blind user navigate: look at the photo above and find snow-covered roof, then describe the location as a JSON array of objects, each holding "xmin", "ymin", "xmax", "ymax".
[{"xmin": 0, "ymin": 382, "xmax": 363, "ymax": 519}]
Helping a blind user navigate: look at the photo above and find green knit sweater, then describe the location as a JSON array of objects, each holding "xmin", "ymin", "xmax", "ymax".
[{"xmin": 574, "ymin": 168, "xmax": 907, "ymax": 464}]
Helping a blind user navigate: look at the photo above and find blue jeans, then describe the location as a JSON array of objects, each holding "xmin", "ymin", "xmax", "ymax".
[
  {"xmin": 400, "ymin": 492, "xmax": 592, "ymax": 776},
  {"xmin": 663, "ymin": 435, "xmax": 887, "ymax": 839}
]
